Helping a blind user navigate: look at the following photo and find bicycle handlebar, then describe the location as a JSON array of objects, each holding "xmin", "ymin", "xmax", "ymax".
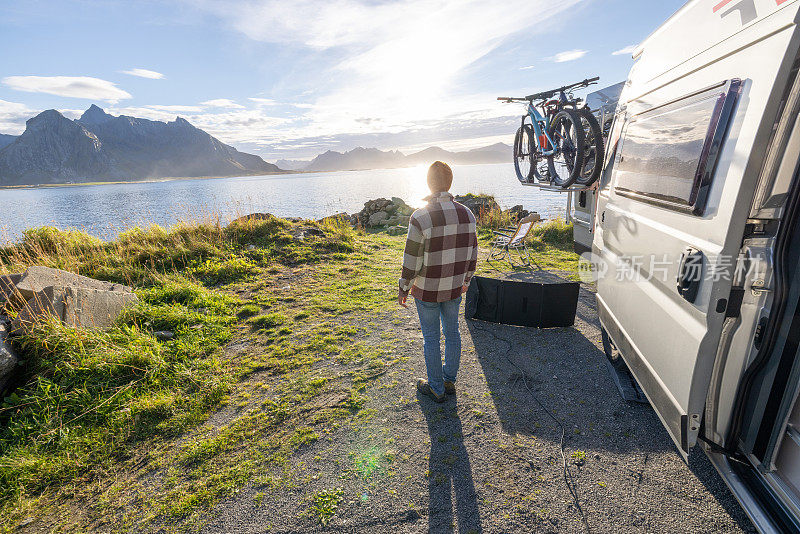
[
  {"xmin": 526, "ymin": 77, "xmax": 599, "ymax": 101},
  {"xmin": 498, "ymin": 76, "xmax": 600, "ymax": 103}
]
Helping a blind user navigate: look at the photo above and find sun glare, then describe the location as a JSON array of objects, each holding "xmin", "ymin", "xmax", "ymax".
[{"xmin": 401, "ymin": 165, "xmax": 431, "ymax": 208}]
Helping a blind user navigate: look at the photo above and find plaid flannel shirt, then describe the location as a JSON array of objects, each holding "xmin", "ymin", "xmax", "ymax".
[{"xmin": 399, "ymin": 192, "xmax": 478, "ymax": 302}]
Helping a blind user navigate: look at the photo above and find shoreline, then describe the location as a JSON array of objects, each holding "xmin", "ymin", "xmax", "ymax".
[{"xmin": 0, "ymin": 161, "xmax": 510, "ymax": 190}]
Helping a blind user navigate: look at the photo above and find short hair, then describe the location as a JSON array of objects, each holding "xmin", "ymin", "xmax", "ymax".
[{"xmin": 427, "ymin": 161, "xmax": 453, "ymax": 193}]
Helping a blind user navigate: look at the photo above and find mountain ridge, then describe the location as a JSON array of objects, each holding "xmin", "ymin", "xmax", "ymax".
[
  {"xmin": 291, "ymin": 142, "xmax": 511, "ymax": 172},
  {"xmin": 0, "ymin": 106, "xmax": 283, "ymax": 186}
]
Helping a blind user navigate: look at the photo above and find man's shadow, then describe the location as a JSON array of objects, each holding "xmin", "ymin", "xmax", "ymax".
[{"xmin": 418, "ymin": 395, "xmax": 482, "ymax": 533}]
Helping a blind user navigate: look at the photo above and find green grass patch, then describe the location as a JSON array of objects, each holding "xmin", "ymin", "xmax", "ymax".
[
  {"xmin": 249, "ymin": 313, "xmax": 287, "ymax": 329},
  {"xmin": 0, "ymin": 217, "xmax": 360, "ymax": 525},
  {"xmin": 309, "ymin": 488, "xmax": 344, "ymax": 526}
]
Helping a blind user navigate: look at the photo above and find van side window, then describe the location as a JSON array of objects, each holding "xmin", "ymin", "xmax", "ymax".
[{"xmin": 614, "ymin": 79, "xmax": 741, "ymax": 215}]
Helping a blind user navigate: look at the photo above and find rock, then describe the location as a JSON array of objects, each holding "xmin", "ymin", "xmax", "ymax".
[
  {"xmin": 454, "ymin": 194, "xmax": 500, "ymax": 216},
  {"xmin": 153, "ymin": 330, "xmax": 174, "ymax": 341},
  {"xmin": 15, "ymin": 266, "xmax": 131, "ymax": 302},
  {"xmin": 302, "ymin": 226, "xmax": 326, "ymax": 237},
  {"xmin": 0, "ymin": 273, "xmax": 22, "ymax": 306},
  {"xmin": 505, "ymin": 205, "xmax": 532, "ymax": 223},
  {"xmin": 368, "ymin": 211, "xmax": 389, "ymax": 226},
  {"xmin": 387, "ymin": 226, "xmax": 407, "ymax": 236},
  {"xmin": 0, "ymin": 320, "xmax": 20, "ymax": 395},
  {"xmin": 13, "ymin": 286, "xmax": 66, "ymax": 331},
  {"xmin": 12, "ymin": 286, "xmax": 139, "ymax": 332}
]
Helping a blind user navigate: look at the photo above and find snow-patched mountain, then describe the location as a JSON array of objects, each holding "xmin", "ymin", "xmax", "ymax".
[{"xmin": 0, "ymin": 105, "xmax": 283, "ymax": 185}]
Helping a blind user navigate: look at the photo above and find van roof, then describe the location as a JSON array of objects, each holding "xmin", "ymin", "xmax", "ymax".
[{"xmin": 631, "ymin": 0, "xmax": 800, "ymax": 78}]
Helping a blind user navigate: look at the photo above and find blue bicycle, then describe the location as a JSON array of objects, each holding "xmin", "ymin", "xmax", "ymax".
[{"xmin": 499, "ymin": 77, "xmax": 602, "ymax": 188}]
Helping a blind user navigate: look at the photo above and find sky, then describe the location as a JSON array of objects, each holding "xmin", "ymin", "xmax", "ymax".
[{"xmin": 0, "ymin": 0, "xmax": 686, "ymax": 161}]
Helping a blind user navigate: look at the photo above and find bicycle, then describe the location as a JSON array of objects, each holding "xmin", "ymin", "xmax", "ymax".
[{"xmin": 498, "ymin": 77, "xmax": 604, "ymax": 188}]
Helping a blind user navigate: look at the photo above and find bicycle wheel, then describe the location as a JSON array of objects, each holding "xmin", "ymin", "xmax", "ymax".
[
  {"xmin": 513, "ymin": 124, "xmax": 535, "ymax": 183},
  {"xmin": 576, "ymin": 107, "xmax": 604, "ymax": 186},
  {"xmin": 547, "ymin": 109, "xmax": 585, "ymax": 187}
]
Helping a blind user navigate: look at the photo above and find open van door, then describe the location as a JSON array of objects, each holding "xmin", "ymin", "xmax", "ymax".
[{"xmin": 593, "ymin": 0, "xmax": 800, "ymax": 458}]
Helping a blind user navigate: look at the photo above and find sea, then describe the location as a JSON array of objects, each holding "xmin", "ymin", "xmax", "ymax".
[{"xmin": 0, "ymin": 163, "xmax": 570, "ymax": 242}]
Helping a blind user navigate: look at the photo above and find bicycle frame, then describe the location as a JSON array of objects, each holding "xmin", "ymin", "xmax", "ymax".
[{"xmin": 524, "ymin": 102, "xmax": 558, "ymax": 158}]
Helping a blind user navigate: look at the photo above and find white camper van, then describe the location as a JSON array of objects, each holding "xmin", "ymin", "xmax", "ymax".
[{"xmin": 594, "ymin": 0, "xmax": 800, "ymax": 530}]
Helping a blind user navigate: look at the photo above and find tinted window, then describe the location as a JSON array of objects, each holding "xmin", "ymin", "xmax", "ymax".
[{"xmin": 614, "ymin": 80, "xmax": 740, "ymax": 214}]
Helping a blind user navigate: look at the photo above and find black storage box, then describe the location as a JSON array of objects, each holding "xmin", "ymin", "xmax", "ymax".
[{"xmin": 465, "ymin": 275, "xmax": 579, "ymax": 328}]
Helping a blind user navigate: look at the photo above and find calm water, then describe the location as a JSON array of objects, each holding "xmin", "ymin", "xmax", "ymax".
[{"xmin": 0, "ymin": 163, "xmax": 569, "ymax": 242}]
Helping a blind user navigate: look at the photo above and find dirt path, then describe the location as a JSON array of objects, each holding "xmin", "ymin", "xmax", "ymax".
[{"xmin": 203, "ymin": 268, "xmax": 755, "ymax": 532}]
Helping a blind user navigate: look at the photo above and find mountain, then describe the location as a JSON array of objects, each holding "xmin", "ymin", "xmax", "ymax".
[
  {"xmin": 304, "ymin": 147, "xmax": 407, "ymax": 172},
  {"xmin": 292, "ymin": 143, "xmax": 511, "ymax": 172},
  {"xmin": 0, "ymin": 134, "xmax": 17, "ymax": 150},
  {"xmin": 275, "ymin": 159, "xmax": 312, "ymax": 171},
  {"xmin": 0, "ymin": 105, "xmax": 283, "ymax": 186}
]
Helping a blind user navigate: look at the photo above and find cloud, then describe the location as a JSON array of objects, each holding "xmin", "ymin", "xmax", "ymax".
[
  {"xmin": 248, "ymin": 97, "xmax": 277, "ymax": 105},
  {"xmin": 612, "ymin": 45, "xmax": 637, "ymax": 56},
  {"xmin": 0, "ymin": 99, "xmax": 35, "ymax": 134},
  {"xmin": 188, "ymin": 0, "xmax": 585, "ymax": 143},
  {"xmin": 200, "ymin": 98, "xmax": 245, "ymax": 109},
  {"xmin": 146, "ymin": 104, "xmax": 203, "ymax": 113},
  {"xmin": 120, "ymin": 68, "xmax": 165, "ymax": 79},
  {"xmin": 548, "ymin": 49, "xmax": 587, "ymax": 62},
  {"xmin": 519, "ymin": 65, "xmax": 535, "ymax": 70},
  {"xmin": 2, "ymin": 76, "xmax": 132, "ymax": 103}
]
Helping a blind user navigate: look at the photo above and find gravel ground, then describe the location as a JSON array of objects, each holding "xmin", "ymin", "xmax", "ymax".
[{"xmin": 203, "ymin": 277, "xmax": 756, "ymax": 533}]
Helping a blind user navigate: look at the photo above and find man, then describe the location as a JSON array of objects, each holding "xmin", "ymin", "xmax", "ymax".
[{"xmin": 398, "ymin": 161, "xmax": 478, "ymax": 403}]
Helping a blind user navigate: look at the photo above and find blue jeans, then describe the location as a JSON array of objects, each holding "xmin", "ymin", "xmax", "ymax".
[{"xmin": 415, "ymin": 296, "xmax": 462, "ymax": 397}]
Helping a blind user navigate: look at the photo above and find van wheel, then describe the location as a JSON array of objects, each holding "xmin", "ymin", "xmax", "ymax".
[{"xmin": 600, "ymin": 328, "xmax": 649, "ymax": 404}]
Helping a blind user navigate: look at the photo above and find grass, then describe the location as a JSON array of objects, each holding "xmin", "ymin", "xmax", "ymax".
[
  {"xmin": 0, "ymin": 206, "xmax": 581, "ymax": 530},
  {"xmin": 309, "ymin": 487, "xmax": 344, "ymax": 526},
  {"xmin": 0, "ymin": 215, "xmax": 360, "ymax": 528},
  {"xmin": 249, "ymin": 312, "xmax": 287, "ymax": 329}
]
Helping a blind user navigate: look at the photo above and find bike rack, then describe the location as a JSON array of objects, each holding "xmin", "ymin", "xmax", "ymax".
[
  {"xmin": 517, "ymin": 180, "xmax": 598, "ymax": 224},
  {"xmin": 518, "ymin": 180, "xmax": 597, "ymax": 193}
]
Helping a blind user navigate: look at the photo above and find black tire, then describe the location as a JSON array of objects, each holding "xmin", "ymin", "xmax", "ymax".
[
  {"xmin": 576, "ymin": 108, "xmax": 604, "ymax": 186},
  {"xmin": 547, "ymin": 108, "xmax": 585, "ymax": 187},
  {"xmin": 513, "ymin": 124, "xmax": 535, "ymax": 183}
]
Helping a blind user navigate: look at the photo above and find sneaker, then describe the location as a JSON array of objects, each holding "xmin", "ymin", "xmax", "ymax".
[
  {"xmin": 444, "ymin": 381, "xmax": 456, "ymax": 395},
  {"xmin": 416, "ymin": 378, "xmax": 446, "ymax": 403}
]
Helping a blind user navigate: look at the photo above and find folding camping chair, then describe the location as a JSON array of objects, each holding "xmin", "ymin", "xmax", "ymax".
[{"xmin": 487, "ymin": 213, "xmax": 541, "ymax": 267}]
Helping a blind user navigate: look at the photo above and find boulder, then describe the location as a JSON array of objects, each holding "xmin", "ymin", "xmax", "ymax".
[
  {"xmin": 15, "ymin": 266, "xmax": 131, "ymax": 301},
  {"xmin": 12, "ymin": 286, "xmax": 139, "ymax": 332},
  {"xmin": 0, "ymin": 274, "xmax": 22, "ymax": 306},
  {"xmin": 0, "ymin": 320, "xmax": 19, "ymax": 395},
  {"xmin": 505, "ymin": 205, "xmax": 531, "ymax": 222},
  {"xmin": 454, "ymin": 195, "xmax": 500, "ymax": 216},
  {"xmin": 368, "ymin": 211, "xmax": 389, "ymax": 227}
]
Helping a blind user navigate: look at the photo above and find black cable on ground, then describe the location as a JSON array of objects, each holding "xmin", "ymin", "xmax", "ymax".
[{"xmin": 473, "ymin": 323, "xmax": 591, "ymax": 533}]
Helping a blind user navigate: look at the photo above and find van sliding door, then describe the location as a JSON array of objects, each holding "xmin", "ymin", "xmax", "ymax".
[{"xmin": 594, "ymin": 10, "xmax": 800, "ymax": 458}]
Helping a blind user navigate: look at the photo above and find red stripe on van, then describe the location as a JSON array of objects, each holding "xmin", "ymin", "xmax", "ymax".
[
  {"xmin": 713, "ymin": 0, "xmax": 736, "ymax": 12},
  {"xmin": 777, "ymin": 0, "xmax": 789, "ymax": 4}
]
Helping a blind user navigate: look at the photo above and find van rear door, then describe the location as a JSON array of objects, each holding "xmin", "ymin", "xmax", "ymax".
[{"xmin": 594, "ymin": 1, "xmax": 800, "ymax": 458}]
